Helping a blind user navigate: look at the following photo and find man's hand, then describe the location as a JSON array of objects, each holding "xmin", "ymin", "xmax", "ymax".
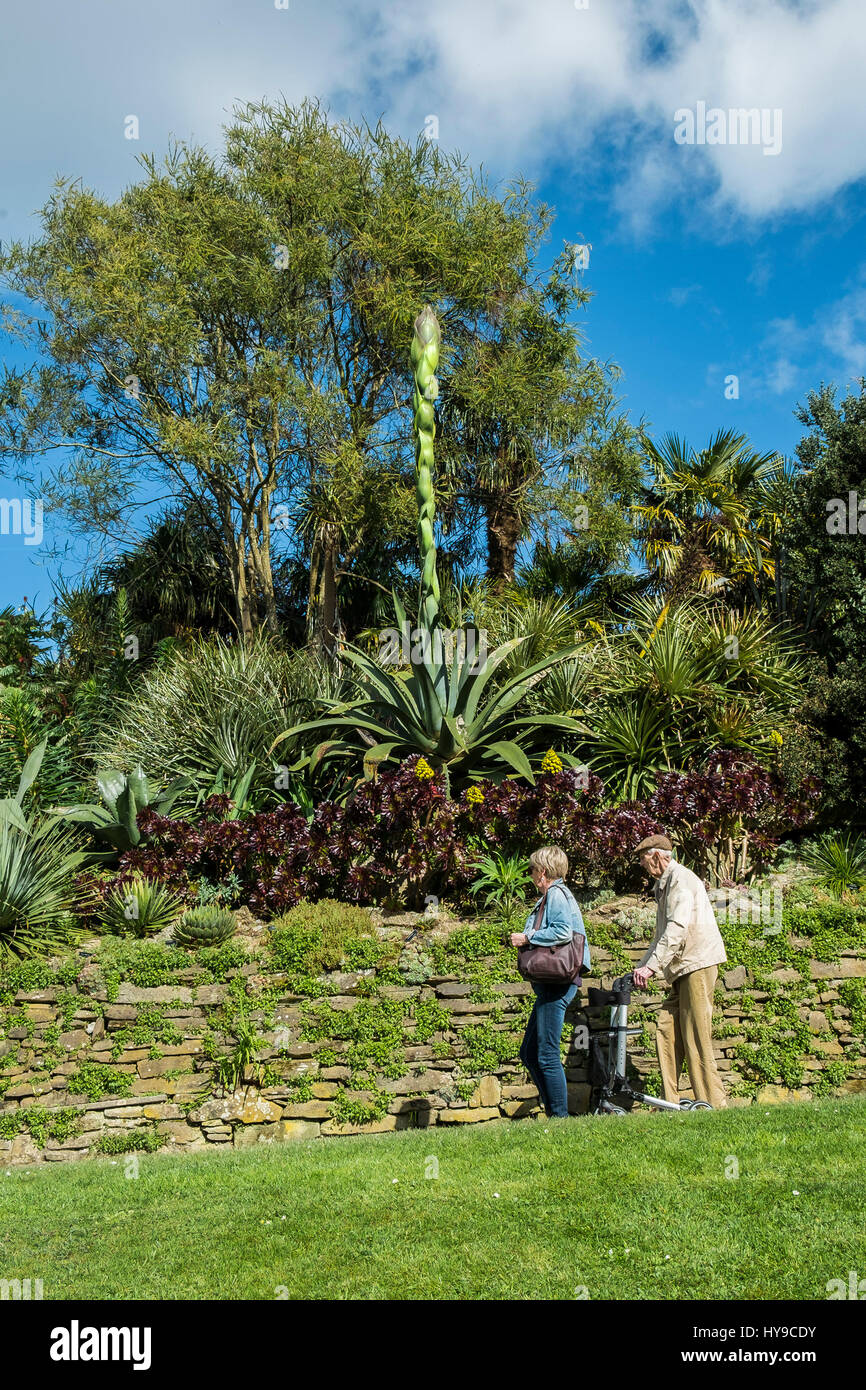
[
  {"xmin": 632, "ymin": 966, "xmax": 654, "ymax": 989},
  {"xmin": 511, "ymin": 933, "xmax": 528, "ymax": 947}
]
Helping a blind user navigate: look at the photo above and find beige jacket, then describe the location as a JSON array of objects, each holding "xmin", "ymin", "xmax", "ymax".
[{"xmin": 638, "ymin": 859, "xmax": 727, "ymax": 984}]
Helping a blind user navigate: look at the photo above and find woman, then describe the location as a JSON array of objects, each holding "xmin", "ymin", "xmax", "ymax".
[{"xmin": 510, "ymin": 846, "xmax": 591, "ymax": 1120}]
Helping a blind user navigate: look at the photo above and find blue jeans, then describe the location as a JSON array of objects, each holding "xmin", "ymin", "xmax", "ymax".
[{"xmin": 519, "ymin": 981, "xmax": 578, "ymax": 1118}]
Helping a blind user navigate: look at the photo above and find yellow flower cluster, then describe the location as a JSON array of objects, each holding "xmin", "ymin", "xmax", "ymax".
[
  {"xmin": 466, "ymin": 785, "xmax": 485, "ymax": 805},
  {"xmin": 415, "ymin": 756, "xmax": 435, "ymax": 780},
  {"xmin": 769, "ymin": 730, "xmax": 784, "ymax": 747},
  {"xmin": 541, "ymin": 748, "xmax": 563, "ymax": 775}
]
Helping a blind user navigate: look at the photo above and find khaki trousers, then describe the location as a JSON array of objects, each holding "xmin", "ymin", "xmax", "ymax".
[{"xmin": 655, "ymin": 964, "xmax": 727, "ymax": 1109}]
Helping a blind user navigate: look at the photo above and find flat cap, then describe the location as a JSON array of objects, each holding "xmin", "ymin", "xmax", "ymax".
[{"xmin": 634, "ymin": 833, "xmax": 673, "ymax": 856}]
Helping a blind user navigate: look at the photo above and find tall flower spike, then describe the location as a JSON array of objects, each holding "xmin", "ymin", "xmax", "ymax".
[{"xmin": 411, "ymin": 305, "xmax": 441, "ymax": 630}]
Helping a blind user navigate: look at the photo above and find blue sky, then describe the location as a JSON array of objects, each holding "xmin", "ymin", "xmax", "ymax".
[{"xmin": 2, "ymin": 0, "xmax": 865, "ymax": 613}]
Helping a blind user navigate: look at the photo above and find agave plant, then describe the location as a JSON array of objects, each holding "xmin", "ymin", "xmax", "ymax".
[
  {"xmin": 271, "ymin": 307, "xmax": 586, "ymax": 791},
  {"xmin": 99, "ymin": 876, "xmax": 184, "ymax": 937},
  {"xmin": 172, "ymin": 906, "xmax": 237, "ymax": 948},
  {"xmin": 800, "ymin": 833, "xmax": 866, "ymax": 900},
  {"xmin": 57, "ymin": 765, "xmax": 186, "ymax": 855}
]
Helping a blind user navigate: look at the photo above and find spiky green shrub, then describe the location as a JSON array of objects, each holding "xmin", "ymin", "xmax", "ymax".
[
  {"xmin": 93, "ymin": 637, "xmax": 344, "ymax": 816},
  {"xmin": 0, "ymin": 817, "xmax": 88, "ymax": 961},
  {"xmin": 801, "ymin": 833, "xmax": 866, "ymax": 900},
  {"xmin": 470, "ymin": 851, "xmax": 533, "ymax": 919},
  {"xmin": 99, "ymin": 876, "xmax": 184, "ymax": 937},
  {"xmin": 172, "ymin": 906, "xmax": 237, "ymax": 948}
]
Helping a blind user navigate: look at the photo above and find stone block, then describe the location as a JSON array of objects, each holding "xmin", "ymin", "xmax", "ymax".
[
  {"xmin": 116, "ymin": 984, "xmax": 193, "ymax": 1004},
  {"xmin": 272, "ymin": 1120, "xmax": 322, "ymax": 1141},
  {"xmin": 137, "ymin": 1057, "xmax": 192, "ymax": 1078},
  {"xmin": 320, "ymin": 1115, "xmax": 398, "ymax": 1136},
  {"xmin": 281, "ymin": 1099, "xmax": 332, "ymax": 1120},
  {"xmin": 435, "ymin": 983, "xmax": 472, "ymax": 998},
  {"xmin": 378, "ymin": 986, "xmax": 420, "ymax": 1002},
  {"xmin": 437, "ymin": 1107, "xmax": 501, "ymax": 1124},
  {"xmin": 566, "ymin": 1083, "xmax": 591, "ymax": 1113},
  {"xmin": 811, "ymin": 959, "xmax": 866, "ymax": 979},
  {"xmin": 194, "ymin": 985, "xmax": 227, "ymax": 1004},
  {"xmin": 45, "ymin": 1131, "xmax": 103, "ymax": 1151},
  {"xmin": 723, "ymin": 966, "xmax": 747, "ymax": 990},
  {"xmin": 381, "ymin": 1070, "xmax": 450, "ymax": 1096},
  {"xmin": 59, "ymin": 1030, "xmax": 90, "ymax": 1051},
  {"xmin": 156, "ymin": 1121, "xmax": 199, "ymax": 1144},
  {"xmin": 387, "ymin": 1096, "xmax": 444, "ymax": 1115},
  {"xmin": 756, "ymin": 1085, "xmax": 813, "ymax": 1104},
  {"xmin": 470, "ymin": 1076, "xmax": 501, "ymax": 1108},
  {"xmin": 500, "ymin": 1099, "xmax": 543, "ymax": 1117}
]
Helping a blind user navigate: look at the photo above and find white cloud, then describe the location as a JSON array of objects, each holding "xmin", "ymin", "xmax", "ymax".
[
  {"xmin": 819, "ymin": 285, "xmax": 866, "ymax": 377},
  {"xmin": 0, "ymin": 0, "xmax": 864, "ymax": 240}
]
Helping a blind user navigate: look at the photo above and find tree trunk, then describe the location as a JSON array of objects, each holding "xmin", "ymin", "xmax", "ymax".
[
  {"xmin": 485, "ymin": 492, "xmax": 522, "ymax": 590},
  {"xmin": 307, "ymin": 521, "xmax": 341, "ymax": 657}
]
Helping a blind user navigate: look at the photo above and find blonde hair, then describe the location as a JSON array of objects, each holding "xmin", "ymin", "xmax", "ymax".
[{"xmin": 529, "ymin": 845, "xmax": 568, "ymax": 881}]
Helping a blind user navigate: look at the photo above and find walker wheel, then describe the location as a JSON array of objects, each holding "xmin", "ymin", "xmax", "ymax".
[{"xmin": 687, "ymin": 1100, "xmax": 713, "ymax": 1110}]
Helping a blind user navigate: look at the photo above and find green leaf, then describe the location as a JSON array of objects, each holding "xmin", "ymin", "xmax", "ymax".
[
  {"xmin": 483, "ymin": 740, "xmax": 535, "ymax": 783},
  {"xmin": 0, "ymin": 798, "xmax": 31, "ymax": 833},
  {"xmin": 15, "ymin": 738, "xmax": 48, "ymax": 805}
]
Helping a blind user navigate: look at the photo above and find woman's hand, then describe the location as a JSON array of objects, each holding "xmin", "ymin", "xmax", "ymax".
[{"xmin": 510, "ymin": 932, "xmax": 528, "ymax": 947}]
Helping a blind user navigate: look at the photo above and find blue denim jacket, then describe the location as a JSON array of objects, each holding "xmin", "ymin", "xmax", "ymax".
[{"xmin": 524, "ymin": 879, "xmax": 591, "ymax": 971}]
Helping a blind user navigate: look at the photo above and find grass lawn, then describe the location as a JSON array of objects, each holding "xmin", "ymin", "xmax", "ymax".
[{"xmin": 2, "ymin": 1095, "xmax": 863, "ymax": 1300}]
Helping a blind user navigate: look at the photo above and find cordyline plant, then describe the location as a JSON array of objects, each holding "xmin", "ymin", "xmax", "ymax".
[{"xmin": 272, "ymin": 306, "xmax": 585, "ymax": 793}]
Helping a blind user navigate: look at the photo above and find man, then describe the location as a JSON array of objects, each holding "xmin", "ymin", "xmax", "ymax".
[{"xmin": 631, "ymin": 834, "xmax": 727, "ymax": 1109}]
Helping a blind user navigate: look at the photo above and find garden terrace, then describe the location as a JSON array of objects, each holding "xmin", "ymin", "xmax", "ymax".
[{"xmin": 1, "ymin": 889, "xmax": 864, "ymax": 1163}]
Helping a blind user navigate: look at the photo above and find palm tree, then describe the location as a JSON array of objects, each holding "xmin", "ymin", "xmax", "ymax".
[{"xmin": 634, "ymin": 430, "xmax": 787, "ymax": 606}]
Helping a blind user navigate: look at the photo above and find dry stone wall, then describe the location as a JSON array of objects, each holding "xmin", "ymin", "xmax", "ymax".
[{"xmin": 1, "ymin": 928, "xmax": 864, "ymax": 1164}]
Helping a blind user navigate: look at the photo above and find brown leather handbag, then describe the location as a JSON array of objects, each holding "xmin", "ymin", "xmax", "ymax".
[
  {"xmin": 517, "ymin": 889, "xmax": 587, "ymax": 984},
  {"xmin": 517, "ymin": 933, "xmax": 586, "ymax": 984}
]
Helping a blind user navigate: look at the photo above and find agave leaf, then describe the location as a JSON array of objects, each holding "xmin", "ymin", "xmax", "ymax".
[
  {"xmin": 15, "ymin": 738, "xmax": 48, "ymax": 805},
  {"xmin": 114, "ymin": 784, "xmax": 140, "ymax": 847},
  {"xmin": 96, "ymin": 770, "xmax": 127, "ymax": 816},
  {"xmin": 482, "ymin": 740, "xmax": 535, "ymax": 783},
  {"xmin": 127, "ymin": 765, "xmax": 150, "ymax": 811},
  {"xmin": 361, "ymin": 740, "xmax": 403, "ymax": 770},
  {"xmin": 473, "ymin": 644, "xmax": 583, "ymax": 726},
  {"xmin": 230, "ymin": 763, "xmax": 257, "ymax": 812},
  {"xmin": 47, "ymin": 803, "xmax": 113, "ymax": 826},
  {"xmin": 459, "ymin": 637, "xmax": 529, "ymax": 726}
]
